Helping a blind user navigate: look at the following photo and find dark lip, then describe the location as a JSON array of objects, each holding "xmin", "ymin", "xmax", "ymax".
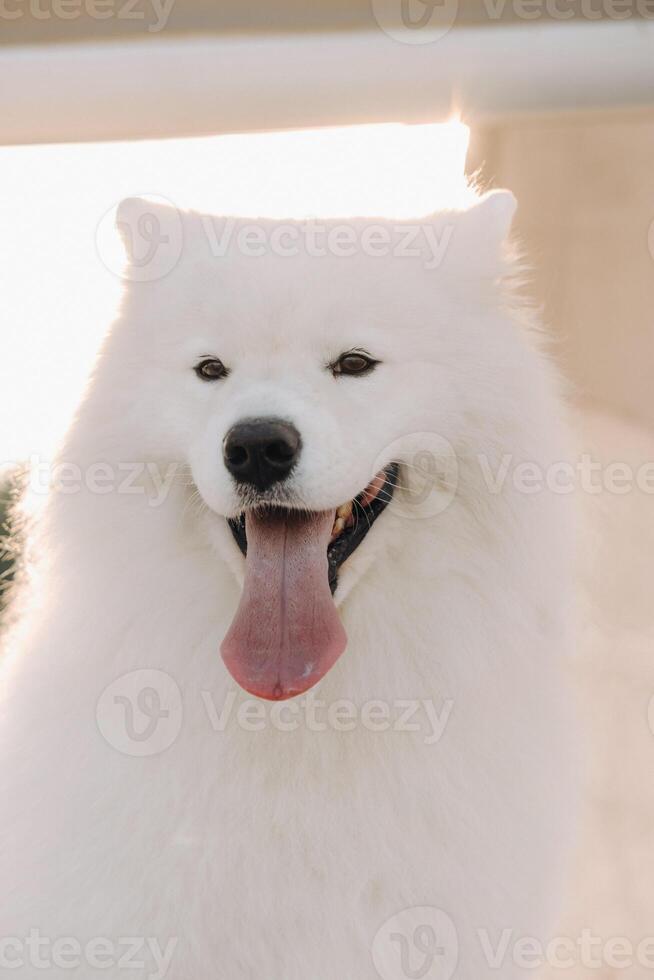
[{"xmin": 227, "ymin": 462, "xmax": 398, "ymax": 595}]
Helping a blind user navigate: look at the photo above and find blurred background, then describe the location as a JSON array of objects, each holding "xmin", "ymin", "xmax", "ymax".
[{"xmin": 1, "ymin": 2, "xmax": 654, "ymax": 974}]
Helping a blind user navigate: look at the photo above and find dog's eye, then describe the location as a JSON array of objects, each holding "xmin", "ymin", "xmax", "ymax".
[
  {"xmin": 332, "ymin": 351, "xmax": 379, "ymax": 377},
  {"xmin": 195, "ymin": 358, "xmax": 229, "ymax": 381}
]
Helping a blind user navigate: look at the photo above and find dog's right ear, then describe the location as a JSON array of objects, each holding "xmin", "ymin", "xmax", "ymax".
[
  {"xmin": 115, "ymin": 196, "xmax": 144, "ymax": 247},
  {"xmin": 115, "ymin": 196, "xmax": 185, "ymax": 283},
  {"xmin": 115, "ymin": 196, "xmax": 168, "ymax": 250}
]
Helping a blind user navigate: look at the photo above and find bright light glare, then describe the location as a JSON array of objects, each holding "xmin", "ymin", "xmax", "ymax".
[{"xmin": 0, "ymin": 121, "xmax": 470, "ymax": 467}]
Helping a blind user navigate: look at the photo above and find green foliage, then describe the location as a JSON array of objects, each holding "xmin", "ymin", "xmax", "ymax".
[{"xmin": 0, "ymin": 474, "xmax": 18, "ymax": 615}]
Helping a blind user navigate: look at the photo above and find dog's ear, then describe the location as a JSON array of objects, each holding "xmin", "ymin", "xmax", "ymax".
[
  {"xmin": 462, "ymin": 190, "xmax": 518, "ymax": 251},
  {"xmin": 427, "ymin": 190, "xmax": 517, "ymax": 278},
  {"xmin": 115, "ymin": 196, "xmax": 185, "ymax": 283},
  {"xmin": 459, "ymin": 190, "xmax": 517, "ymax": 247}
]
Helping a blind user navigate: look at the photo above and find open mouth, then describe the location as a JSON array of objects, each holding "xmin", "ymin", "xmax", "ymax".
[
  {"xmin": 227, "ymin": 462, "xmax": 398, "ymax": 595},
  {"xmin": 220, "ymin": 464, "xmax": 397, "ymax": 701}
]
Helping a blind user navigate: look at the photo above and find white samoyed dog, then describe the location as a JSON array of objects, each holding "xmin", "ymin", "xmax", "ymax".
[{"xmin": 0, "ymin": 192, "xmax": 578, "ymax": 979}]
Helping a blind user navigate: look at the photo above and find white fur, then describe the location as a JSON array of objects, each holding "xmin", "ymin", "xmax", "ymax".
[{"xmin": 0, "ymin": 193, "xmax": 578, "ymax": 978}]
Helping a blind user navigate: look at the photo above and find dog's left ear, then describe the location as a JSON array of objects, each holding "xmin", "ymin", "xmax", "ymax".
[
  {"xmin": 435, "ymin": 190, "xmax": 516, "ymax": 276},
  {"xmin": 461, "ymin": 190, "xmax": 517, "ymax": 246}
]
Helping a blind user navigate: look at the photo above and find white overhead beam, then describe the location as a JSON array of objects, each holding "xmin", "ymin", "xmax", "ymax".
[{"xmin": 2, "ymin": 21, "xmax": 654, "ymax": 146}]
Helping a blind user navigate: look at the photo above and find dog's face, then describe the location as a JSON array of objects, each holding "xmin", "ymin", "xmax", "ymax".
[{"xmin": 113, "ymin": 193, "xmax": 515, "ymax": 699}]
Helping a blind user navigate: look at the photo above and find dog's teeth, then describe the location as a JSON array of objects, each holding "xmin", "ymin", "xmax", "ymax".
[
  {"xmin": 330, "ymin": 517, "xmax": 346, "ymax": 541},
  {"xmin": 337, "ymin": 502, "xmax": 353, "ymax": 521}
]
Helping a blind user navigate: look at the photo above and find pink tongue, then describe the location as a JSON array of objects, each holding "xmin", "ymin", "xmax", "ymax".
[{"xmin": 220, "ymin": 509, "xmax": 348, "ymax": 700}]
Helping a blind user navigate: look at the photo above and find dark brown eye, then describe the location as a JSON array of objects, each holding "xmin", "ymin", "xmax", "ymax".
[
  {"xmin": 332, "ymin": 351, "xmax": 379, "ymax": 377},
  {"xmin": 195, "ymin": 358, "xmax": 228, "ymax": 381}
]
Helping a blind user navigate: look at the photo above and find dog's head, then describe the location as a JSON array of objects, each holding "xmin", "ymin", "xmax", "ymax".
[{"xmin": 111, "ymin": 193, "xmax": 516, "ymax": 699}]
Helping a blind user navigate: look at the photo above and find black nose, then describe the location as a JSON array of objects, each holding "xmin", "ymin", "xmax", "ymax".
[{"xmin": 223, "ymin": 418, "xmax": 302, "ymax": 491}]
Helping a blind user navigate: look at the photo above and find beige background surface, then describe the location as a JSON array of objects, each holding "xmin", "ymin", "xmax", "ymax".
[
  {"xmin": 471, "ymin": 110, "xmax": 654, "ymax": 976},
  {"xmin": 469, "ymin": 109, "xmax": 654, "ymax": 431},
  {"xmin": 549, "ymin": 409, "xmax": 654, "ymax": 980}
]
